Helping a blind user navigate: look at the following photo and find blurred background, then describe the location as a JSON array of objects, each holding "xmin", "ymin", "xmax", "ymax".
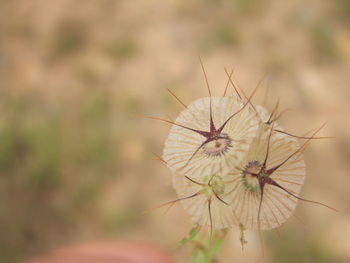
[{"xmin": 0, "ymin": 0, "xmax": 349, "ymax": 262}]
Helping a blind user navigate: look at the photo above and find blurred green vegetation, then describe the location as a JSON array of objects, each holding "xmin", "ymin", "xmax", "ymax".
[
  {"xmin": 336, "ymin": 0, "xmax": 350, "ymax": 25},
  {"xmin": 267, "ymin": 227, "xmax": 335, "ymax": 263},
  {"xmin": 104, "ymin": 37, "xmax": 138, "ymax": 62},
  {"xmin": 50, "ymin": 21, "xmax": 87, "ymax": 61},
  {"xmin": 0, "ymin": 92, "xmax": 121, "ymax": 262},
  {"xmin": 179, "ymin": 226, "xmax": 228, "ymax": 263},
  {"xmin": 203, "ymin": 24, "xmax": 240, "ymax": 52},
  {"xmin": 311, "ymin": 22, "xmax": 340, "ymax": 62}
]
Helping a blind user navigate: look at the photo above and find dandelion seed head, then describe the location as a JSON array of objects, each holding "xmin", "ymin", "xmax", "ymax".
[
  {"xmin": 227, "ymin": 105, "xmax": 306, "ymax": 230},
  {"xmin": 163, "ymin": 96, "xmax": 259, "ymax": 177}
]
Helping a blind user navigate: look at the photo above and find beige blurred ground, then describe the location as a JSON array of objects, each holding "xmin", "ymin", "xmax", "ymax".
[{"xmin": 0, "ymin": 0, "xmax": 349, "ymax": 262}]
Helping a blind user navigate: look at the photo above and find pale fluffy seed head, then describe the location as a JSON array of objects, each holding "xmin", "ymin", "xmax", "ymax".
[
  {"xmin": 227, "ymin": 106, "xmax": 306, "ymax": 230},
  {"xmin": 163, "ymin": 96, "xmax": 259, "ymax": 177}
]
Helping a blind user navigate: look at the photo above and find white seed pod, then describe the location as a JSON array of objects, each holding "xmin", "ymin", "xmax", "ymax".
[
  {"xmin": 163, "ymin": 96, "xmax": 259, "ymax": 178},
  {"xmin": 226, "ymin": 106, "xmax": 306, "ymax": 230}
]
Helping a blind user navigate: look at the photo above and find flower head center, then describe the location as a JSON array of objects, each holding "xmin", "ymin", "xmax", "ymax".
[
  {"xmin": 241, "ymin": 160, "xmax": 262, "ymax": 193},
  {"xmin": 202, "ymin": 175, "xmax": 225, "ymax": 196},
  {"xmin": 203, "ymin": 133, "xmax": 232, "ymax": 157}
]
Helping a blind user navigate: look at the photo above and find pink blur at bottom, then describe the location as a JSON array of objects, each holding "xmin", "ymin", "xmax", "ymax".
[{"xmin": 24, "ymin": 241, "xmax": 176, "ymax": 263}]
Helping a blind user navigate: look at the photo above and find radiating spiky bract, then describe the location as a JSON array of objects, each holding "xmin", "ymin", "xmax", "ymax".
[
  {"xmin": 227, "ymin": 106, "xmax": 305, "ymax": 230},
  {"xmin": 163, "ymin": 96, "xmax": 259, "ymax": 178}
]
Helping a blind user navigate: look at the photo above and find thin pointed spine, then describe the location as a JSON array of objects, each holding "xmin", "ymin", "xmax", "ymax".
[
  {"xmin": 166, "ymin": 88, "xmax": 188, "ymax": 109},
  {"xmin": 267, "ymin": 179, "xmax": 338, "ymax": 212},
  {"xmin": 267, "ymin": 123, "xmax": 327, "ymax": 175},
  {"xmin": 199, "ymin": 57, "xmax": 216, "ymax": 133},
  {"xmin": 224, "ymin": 68, "xmax": 242, "ymax": 99},
  {"xmin": 144, "ymin": 115, "xmax": 211, "ymax": 138}
]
